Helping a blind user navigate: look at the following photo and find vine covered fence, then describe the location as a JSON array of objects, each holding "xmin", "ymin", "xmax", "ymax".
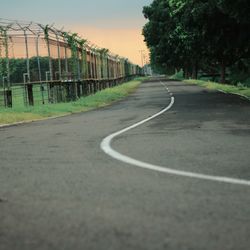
[{"xmin": 0, "ymin": 19, "xmax": 142, "ymax": 108}]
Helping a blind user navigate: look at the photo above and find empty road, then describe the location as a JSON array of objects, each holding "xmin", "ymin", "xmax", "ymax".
[{"xmin": 1, "ymin": 78, "xmax": 250, "ymax": 250}]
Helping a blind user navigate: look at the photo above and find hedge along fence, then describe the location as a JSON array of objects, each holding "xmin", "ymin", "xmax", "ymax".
[{"xmin": 0, "ymin": 19, "xmax": 142, "ymax": 108}]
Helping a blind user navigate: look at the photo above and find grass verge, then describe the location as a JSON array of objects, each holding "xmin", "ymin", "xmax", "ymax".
[
  {"xmin": 183, "ymin": 79, "xmax": 250, "ymax": 100},
  {"xmin": 0, "ymin": 77, "xmax": 146, "ymax": 125}
]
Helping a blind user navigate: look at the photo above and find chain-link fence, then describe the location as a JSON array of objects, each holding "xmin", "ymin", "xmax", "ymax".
[{"xmin": 0, "ymin": 19, "xmax": 142, "ymax": 109}]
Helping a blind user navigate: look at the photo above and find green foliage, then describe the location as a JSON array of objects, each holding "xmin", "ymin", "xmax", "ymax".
[
  {"xmin": 228, "ymin": 59, "xmax": 250, "ymax": 87},
  {"xmin": 143, "ymin": 0, "xmax": 250, "ymax": 83},
  {"xmin": 184, "ymin": 79, "xmax": 250, "ymax": 99},
  {"xmin": 63, "ymin": 32, "xmax": 79, "ymax": 77},
  {"xmin": 169, "ymin": 69, "xmax": 184, "ymax": 80},
  {"xmin": 0, "ymin": 28, "xmax": 9, "ymax": 83},
  {"xmin": 0, "ymin": 78, "xmax": 144, "ymax": 125}
]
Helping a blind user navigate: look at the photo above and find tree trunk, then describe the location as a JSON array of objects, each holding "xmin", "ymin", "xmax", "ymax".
[
  {"xmin": 183, "ymin": 68, "xmax": 188, "ymax": 79},
  {"xmin": 192, "ymin": 62, "xmax": 198, "ymax": 79},
  {"xmin": 220, "ymin": 61, "xmax": 226, "ymax": 83},
  {"xmin": 184, "ymin": 67, "xmax": 190, "ymax": 79}
]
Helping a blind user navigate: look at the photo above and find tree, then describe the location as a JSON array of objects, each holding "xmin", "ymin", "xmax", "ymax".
[{"xmin": 143, "ymin": 0, "xmax": 250, "ymax": 83}]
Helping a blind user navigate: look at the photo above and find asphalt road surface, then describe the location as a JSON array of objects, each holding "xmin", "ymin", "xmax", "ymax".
[{"xmin": 0, "ymin": 78, "xmax": 250, "ymax": 250}]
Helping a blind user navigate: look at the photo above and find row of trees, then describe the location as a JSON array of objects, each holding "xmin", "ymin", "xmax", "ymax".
[
  {"xmin": 143, "ymin": 0, "xmax": 250, "ymax": 83},
  {"xmin": 0, "ymin": 57, "xmax": 80, "ymax": 84}
]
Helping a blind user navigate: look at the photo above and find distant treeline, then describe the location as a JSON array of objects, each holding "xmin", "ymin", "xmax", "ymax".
[
  {"xmin": 0, "ymin": 57, "xmax": 74, "ymax": 84},
  {"xmin": 0, "ymin": 56, "xmax": 138, "ymax": 85},
  {"xmin": 143, "ymin": 0, "xmax": 250, "ymax": 85}
]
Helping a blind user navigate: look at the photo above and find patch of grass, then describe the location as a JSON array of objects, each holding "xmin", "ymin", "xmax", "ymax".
[
  {"xmin": 169, "ymin": 70, "xmax": 184, "ymax": 80},
  {"xmin": 0, "ymin": 77, "xmax": 146, "ymax": 125},
  {"xmin": 184, "ymin": 79, "xmax": 250, "ymax": 99}
]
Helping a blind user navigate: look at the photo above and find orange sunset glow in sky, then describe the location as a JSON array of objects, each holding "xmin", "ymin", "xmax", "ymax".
[
  {"xmin": 71, "ymin": 25, "xmax": 149, "ymax": 66},
  {"xmin": 1, "ymin": 0, "xmax": 152, "ymax": 65}
]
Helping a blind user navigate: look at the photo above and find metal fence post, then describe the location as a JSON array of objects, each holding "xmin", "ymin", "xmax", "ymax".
[{"xmin": 36, "ymin": 35, "xmax": 45, "ymax": 104}]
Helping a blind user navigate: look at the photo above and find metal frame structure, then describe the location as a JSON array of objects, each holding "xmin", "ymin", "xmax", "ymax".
[{"xmin": 0, "ymin": 19, "xmax": 141, "ymax": 107}]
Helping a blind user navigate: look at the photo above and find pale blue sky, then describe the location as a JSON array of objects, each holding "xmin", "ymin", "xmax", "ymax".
[{"xmin": 0, "ymin": 0, "xmax": 152, "ymax": 29}]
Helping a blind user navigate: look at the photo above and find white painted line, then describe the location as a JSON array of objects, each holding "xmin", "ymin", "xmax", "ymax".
[{"xmin": 101, "ymin": 81, "xmax": 250, "ymax": 187}]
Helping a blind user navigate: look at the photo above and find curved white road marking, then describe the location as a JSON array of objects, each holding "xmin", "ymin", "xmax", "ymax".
[{"xmin": 101, "ymin": 82, "xmax": 250, "ymax": 187}]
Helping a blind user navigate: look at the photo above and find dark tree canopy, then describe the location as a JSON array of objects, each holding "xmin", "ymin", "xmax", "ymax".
[{"xmin": 143, "ymin": 0, "xmax": 250, "ymax": 83}]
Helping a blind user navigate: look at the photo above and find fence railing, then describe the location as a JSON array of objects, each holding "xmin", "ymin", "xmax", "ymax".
[
  {"xmin": 0, "ymin": 19, "xmax": 142, "ymax": 109},
  {"xmin": 0, "ymin": 76, "xmax": 136, "ymax": 109}
]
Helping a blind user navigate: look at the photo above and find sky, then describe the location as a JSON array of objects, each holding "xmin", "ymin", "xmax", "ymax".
[{"xmin": 0, "ymin": 0, "xmax": 153, "ymax": 65}]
